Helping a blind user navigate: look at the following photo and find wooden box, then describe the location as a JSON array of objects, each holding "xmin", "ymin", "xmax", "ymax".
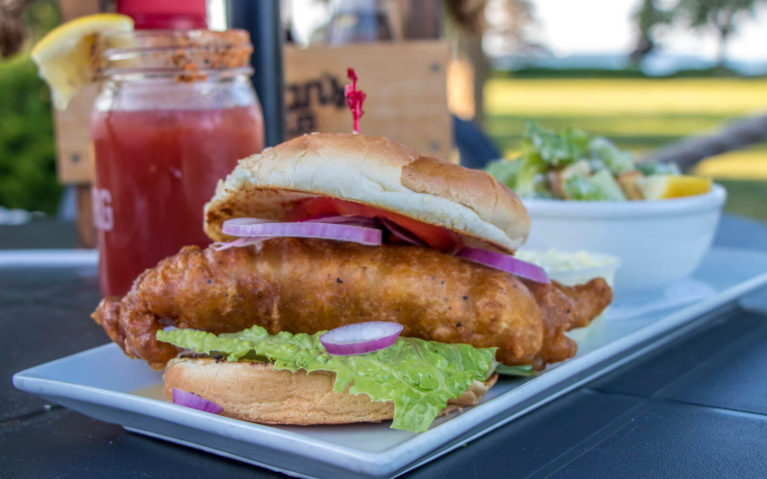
[{"xmin": 53, "ymin": 83, "xmax": 99, "ymax": 184}]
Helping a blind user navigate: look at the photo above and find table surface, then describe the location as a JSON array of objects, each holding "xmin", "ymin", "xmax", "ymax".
[{"xmin": 2, "ymin": 214, "xmax": 767, "ymax": 478}]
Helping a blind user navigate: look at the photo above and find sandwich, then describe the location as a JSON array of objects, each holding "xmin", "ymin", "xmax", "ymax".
[{"xmin": 92, "ymin": 132, "xmax": 612, "ymax": 433}]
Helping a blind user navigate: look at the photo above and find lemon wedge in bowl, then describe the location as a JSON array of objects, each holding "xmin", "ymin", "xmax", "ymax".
[
  {"xmin": 31, "ymin": 13, "xmax": 133, "ymax": 110},
  {"xmin": 636, "ymin": 175, "xmax": 712, "ymax": 200}
]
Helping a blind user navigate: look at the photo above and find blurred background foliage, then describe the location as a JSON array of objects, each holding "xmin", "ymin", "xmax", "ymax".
[
  {"xmin": 0, "ymin": 56, "xmax": 59, "ymax": 214},
  {"xmin": 0, "ymin": 0, "xmax": 60, "ymax": 214}
]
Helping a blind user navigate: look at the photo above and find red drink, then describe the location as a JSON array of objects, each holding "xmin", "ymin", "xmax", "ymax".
[{"xmin": 91, "ymin": 106, "xmax": 263, "ymax": 296}]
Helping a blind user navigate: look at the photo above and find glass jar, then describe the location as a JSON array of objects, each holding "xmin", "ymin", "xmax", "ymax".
[{"xmin": 91, "ymin": 30, "xmax": 264, "ymax": 297}]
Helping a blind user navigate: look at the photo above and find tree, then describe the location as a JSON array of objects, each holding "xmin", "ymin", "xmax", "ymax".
[
  {"xmin": 483, "ymin": 0, "xmax": 542, "ymax": 56},
  {"xmin": 630, "ymin": 0, "xmax": 672, "ymax": 63},
  {"xmin": 446, "ymin": 0, "xmax": 540, "ymax": 125},
  {"xmin": 674, "ymin": 0, "xmax": 767, "ymax": 67}
]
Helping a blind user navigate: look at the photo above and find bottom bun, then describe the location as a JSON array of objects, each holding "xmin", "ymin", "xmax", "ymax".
[{"xmin": 163, "ymin": 357, "xmax": 498, "ymax": 426}]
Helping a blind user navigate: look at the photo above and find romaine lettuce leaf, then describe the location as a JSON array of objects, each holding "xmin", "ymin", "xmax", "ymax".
[
  {"xmin": 523, "ymin": 121, "xmax": 590, "ymax": 168},
  {"xmin": 485, "ymin": 157, "xmax": 551, "ymax": 198},
  {"xmin": 485, "ymin": 158, "xmax": 521, "ymax": 187},
  {"xmin": 636, "ymin": 161, "xmax": 681, "ymax": 176},
  {"xmin": 564, "ymin": 170, "xmax": 626, "ymax": 201},
  {"xmin": 494, "ymin": 364, "xmax": 535, "ymax": 377},
  {"xmin": 588, "ymin": 137, "xmax": 635, "ymax": 175},
  {"xmin": 157, "ymin": 326, "xmax": 497, "ymax": 433}
]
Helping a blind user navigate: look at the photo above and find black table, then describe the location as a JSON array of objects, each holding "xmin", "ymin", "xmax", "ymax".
[{"xmin": 3, "ymin": 215, "xmax": 767, "ymax": 478}]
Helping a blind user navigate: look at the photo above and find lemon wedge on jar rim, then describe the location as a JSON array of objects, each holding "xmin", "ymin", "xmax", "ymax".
[
  {"xmin": 31, "ymin": 13, "xmax": 133, "ymax": 110},
  {"xmin": 636, "ymin": 174, "xmax": 712, "ymax": 200}
]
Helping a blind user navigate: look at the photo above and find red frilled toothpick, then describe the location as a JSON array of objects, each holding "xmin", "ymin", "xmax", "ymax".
[{"xmin": 345, "ymin": 68, "xmax": 366, "ymax": 134}]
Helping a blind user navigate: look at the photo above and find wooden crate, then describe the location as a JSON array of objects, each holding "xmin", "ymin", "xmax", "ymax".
[
  {"xmin": 54, "ymin": 83, "xmax": 99, "ymax": 184},
  {"xmin": 284, "ymin": 41, "xmax": 452, "ymax": 161},
  {"xmin": 55, "ymin": 0, "xmax": 100, "ymax": 184}
]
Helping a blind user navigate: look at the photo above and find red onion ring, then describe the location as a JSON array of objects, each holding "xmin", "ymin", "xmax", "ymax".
[
  {"xmin": 302, "ymin": 215, "xmax": 379, "ymax": 228},
  {"xmin": 212, "ymin": 237, "xmax": 265, "ymax": 251},
  {"xmin": 378, "ymin": 217, "xmax": 427, "ymax": 247},
  {"xmin": 457, "ymin": 247, "xmax": 550, "ymax": 284},
  {"xmin": 172, "ymin": 388, "xmax": 224, "ymax": 414},
  {"xmin": 320, "ymin": 321, "xmax": 404, "ymax": 355},
  {"xmin": 221, "ymin": 218, "xmax": 272, "ymax": 226},
  {"xmin": 222, "ymin": 220, "xmax": 382, "ymax": 246}
]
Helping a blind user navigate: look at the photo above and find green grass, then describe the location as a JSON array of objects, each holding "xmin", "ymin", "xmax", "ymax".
[
  {"xmin": 484, "ymin": 114, "xmax": 749, "ymax": 153},
  {"xmin": 483, "ymin": 77, "xmax": 767, "ymax": 223},
  {"xmin": 485, "ymin": 78, "xmax": 767, "ymax": 116},
  {"xmin": 716, "ymin": 180, "xmax": 767, "ymax": 221}
]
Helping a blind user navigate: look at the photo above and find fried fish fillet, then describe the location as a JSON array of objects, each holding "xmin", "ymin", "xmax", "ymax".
[{"xmin": 92, "ymin": 238, "xmax": 612, "ymax": 370}]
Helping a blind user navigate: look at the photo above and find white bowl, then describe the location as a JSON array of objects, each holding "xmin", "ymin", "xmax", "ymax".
[{"xmin": 521, "ymin": 184, "xmax": 726, "ymax": 291}]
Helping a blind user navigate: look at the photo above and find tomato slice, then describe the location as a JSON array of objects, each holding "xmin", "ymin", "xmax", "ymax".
[{"xmin": 288, "ymin": 198, "xmax": 461, "ymax": 252}]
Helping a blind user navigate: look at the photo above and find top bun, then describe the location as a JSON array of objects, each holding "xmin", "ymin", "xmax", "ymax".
[{"xmin": 204, "ymin": 133, "xmax": 530, "ymax": 252}]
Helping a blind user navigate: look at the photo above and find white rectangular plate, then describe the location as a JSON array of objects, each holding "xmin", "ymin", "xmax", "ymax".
[{"xmin": 13, "ymin": 247, "xmax": 767, "ymax": 479}]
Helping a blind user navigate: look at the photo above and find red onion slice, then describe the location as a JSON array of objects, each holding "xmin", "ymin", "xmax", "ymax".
[
  {"xmin": 172, "ymin": 388, "xmax": 224, "ymax": 414},
  {"xmin": 212, "ymin": 237, "xmax": 265, "ymax": 251},
  {"xmin": 221, "ymin": 218, "xmax": 273, "ymax": 226},
  {"xmin": 301, "ymin": 215, "xmax": 379, "ymax": 228},
  {"xmin": 222, "ymin": 220, "xmax": 382, "ymax": 246},
  {"xmin": 458, "ymin": 247, "xmax": 550, "ymax": 284},
  {"xmin": 320, "ymin": 321, "xmax": 404, "ymax": 355},
  {"xmin": 378, "ymin": 217, "xmax": 427, "ymax": 247}
]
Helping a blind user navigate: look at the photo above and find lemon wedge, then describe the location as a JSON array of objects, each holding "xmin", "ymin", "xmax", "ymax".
[
  {"xmin": 636, "ymin": 175, "xmax": 712, "ymax": 200},
  {"xmin": 31, "ymin": 13, "xmax": 133, "ymax": 110}
]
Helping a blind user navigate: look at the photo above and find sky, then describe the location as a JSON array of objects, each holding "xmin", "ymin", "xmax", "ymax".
[{"xmin": 533, "ymin": 0, "xmax": 767, "ymax": 62}]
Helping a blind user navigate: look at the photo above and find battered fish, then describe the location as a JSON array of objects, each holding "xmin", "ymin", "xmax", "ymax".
[{"xmin": 92, "ymin": 238, "xmax": 612, "ymax": 370}]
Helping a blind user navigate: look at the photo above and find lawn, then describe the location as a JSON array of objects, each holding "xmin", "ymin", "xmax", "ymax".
[{"xmin": 483, "ymin": 77, "xmax": 767, "ymax": 222}]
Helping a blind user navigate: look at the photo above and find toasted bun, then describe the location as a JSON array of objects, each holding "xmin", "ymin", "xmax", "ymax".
[
  {"xmin": 163, "ymin": 357, "xmax": 498, "ymax": 426},
  {"xmin": 203, "ymin": 133, "xmax": 529, "ymax": 253}
]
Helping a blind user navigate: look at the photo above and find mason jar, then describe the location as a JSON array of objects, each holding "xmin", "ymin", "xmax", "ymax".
[{"xmin": 91, "ymin": 29, "xmax": 264, "ymax": 296}]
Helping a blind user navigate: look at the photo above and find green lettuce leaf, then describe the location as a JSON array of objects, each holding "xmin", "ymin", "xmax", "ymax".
[
  {"xmin": 564, "ymin": 170, "xmax": 626, "ymax": 201},
  {"xmin": 485, "ymin": 158, "xmax": 521, "ymax": 187},
  {"xmin": 636, "ymin": 161, "xmax": 681, "ymax": 176},
  {"xmin": 588, "ymin": 137, "xmax": 635, "ymax": 175},
  {"xmin": 157, "ymin": 326, "xmax": 498, "ymax": 433},
  {"xmin": 485, "ymin": 158, "xmax": 552, "ymax": 198},
  {"xmin": 494, "ymin": 364, "xmax": 535, "ymax": 377},
  {"xmin": 523, "ymin": 121, "xmax": 590, "ymax": 168}
]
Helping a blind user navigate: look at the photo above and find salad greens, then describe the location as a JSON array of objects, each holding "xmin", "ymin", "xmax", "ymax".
[
  {"xmin": 157, "ymin": 325, "xmax": 500, "ymax": 433},
  {"xmin": 485, "ymin": 121, "xmax": 683, "ymax": 201},
  {"xmin": 564, "ymin": 169, "xmax": 626, "ymax": 201},
  {"xmin": 636, "ymin": 161, "xmax": 681, "ymax": 176}
]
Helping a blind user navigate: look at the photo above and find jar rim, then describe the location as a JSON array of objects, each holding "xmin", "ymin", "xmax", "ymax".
[{"xmin": 96, "ymin": 29, "xmax": 253, "ymax": 79}]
